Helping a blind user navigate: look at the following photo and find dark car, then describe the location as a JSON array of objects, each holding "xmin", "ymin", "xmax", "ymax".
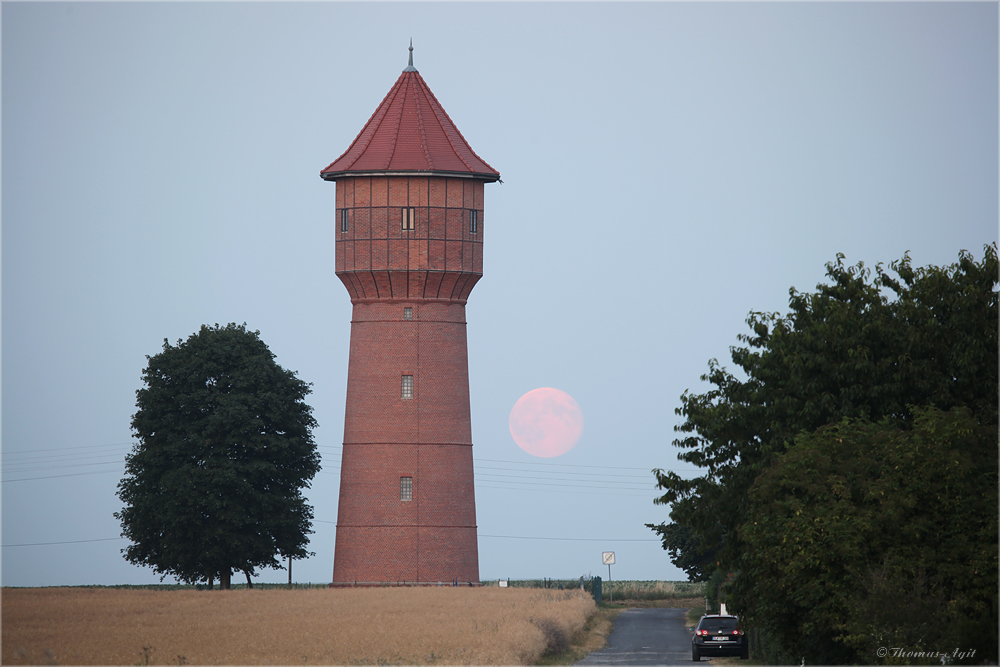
[{"xmin": 692, "ymin": 614, "xmax": 748, "ymax": 661}]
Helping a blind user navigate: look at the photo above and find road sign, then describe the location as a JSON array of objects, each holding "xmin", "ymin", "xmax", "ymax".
[{"xmin": 602, "ymin": 552, "xmax": 616, "ymax": 602}]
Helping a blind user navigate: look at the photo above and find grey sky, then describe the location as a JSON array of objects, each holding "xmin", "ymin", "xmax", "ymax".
[{"xmin": 3, "ymin": 2, "xmax": 997, "ymax": 587}]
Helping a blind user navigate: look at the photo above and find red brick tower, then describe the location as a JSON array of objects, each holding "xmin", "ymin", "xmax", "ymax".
[{"xmin": 321, "ymin": 45, "xmax": 499, "ymax": 585}]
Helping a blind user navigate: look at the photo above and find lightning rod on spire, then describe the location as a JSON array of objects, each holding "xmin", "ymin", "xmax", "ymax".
[{"xmin": 404, "ymin": 39, "xmax": 417, "ymax": 72}]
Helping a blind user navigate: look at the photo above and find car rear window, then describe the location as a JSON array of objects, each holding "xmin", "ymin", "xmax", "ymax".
[{"xmin": 699, "ymin": 618, "xmax": 738, "ymax": 632}]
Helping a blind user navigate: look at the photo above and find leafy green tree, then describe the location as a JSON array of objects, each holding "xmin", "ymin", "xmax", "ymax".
[
  {"xmin": 742, "ymin": 408, "xmax": 997, "ymax": 664},
  {"xmin": 643, "ymin": 521, "xmax": 718, "ymax": 582},
  {"xmin": 649, "ymin": 245, "xmax": 997, "ymax": 658},
  {"xmin": 115, "ymin": 323, "xmax": 320, "ymax": 589}
]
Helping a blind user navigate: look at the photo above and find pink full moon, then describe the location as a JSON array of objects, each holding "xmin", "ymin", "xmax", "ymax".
[{"xmin": 509, "ymin": 387, "xmax": 584, "ymax": 458}]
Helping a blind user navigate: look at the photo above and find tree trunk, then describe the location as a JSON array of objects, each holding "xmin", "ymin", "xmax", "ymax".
[
  {"xmin": 220, "ymin": 568, "xmax": 231, "ymax": 590},
  {"xmin": 244, "ymin": 570, "xmax": 253, "ymax": 589},
  {"xmin": 208, "ymin": 575, "xmax": 214, "ymax": 590}
]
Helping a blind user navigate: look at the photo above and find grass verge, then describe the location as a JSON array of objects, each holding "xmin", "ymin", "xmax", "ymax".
[
  {"xmin": 534, "ymin": 604, "xmax": 624, "ymax": 665},
  {"xmin": 686, "ymin": 603, "xmax": 706, "ymax": 626}
]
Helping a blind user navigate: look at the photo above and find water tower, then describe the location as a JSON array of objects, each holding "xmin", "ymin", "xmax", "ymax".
[{"xmin": 321, "ymin": 45, "xmax": 499, "ymax": 585}]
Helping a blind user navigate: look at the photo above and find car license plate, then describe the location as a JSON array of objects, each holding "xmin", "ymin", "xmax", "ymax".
[{"xmin": 713, "ymin": 636, "xmax": 727, "ymax": 641}]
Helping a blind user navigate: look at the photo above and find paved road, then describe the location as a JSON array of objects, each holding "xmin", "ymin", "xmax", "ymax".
[{"xmin": 576, "ymin": 608, "xmax": 699, "ymax": 666}]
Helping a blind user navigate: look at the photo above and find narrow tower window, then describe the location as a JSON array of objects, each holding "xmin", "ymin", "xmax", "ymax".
[
  {"xmin": 402, "ymin": 207, "xmax": 415, "ymax": 231},
  {"xmin": 340, "ymin": 208, "xmax": 349, "ymax": 233},
  {"xmin": 401, "ymin": 375, "xmax": 414, "ymax": 399},
  {"xmin": 400, "ymin": 476, "xmax": 413, "ymax": 501},
  {"xmin": 403, "ymin": 307, "xmax": 413, "ymax": 320},
  {"xmin": 470, "ymin": 210, "xmax": 478, "ymax": 234}
]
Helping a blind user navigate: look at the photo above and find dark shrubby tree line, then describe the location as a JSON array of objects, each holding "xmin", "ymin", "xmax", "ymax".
[
  {"xmin": 116, "ymin": 324, "xmax": 319, "ymax": 590},
  {"xmin": 649, "ymin": 245, "xmax": 998, "ymax": 664}
]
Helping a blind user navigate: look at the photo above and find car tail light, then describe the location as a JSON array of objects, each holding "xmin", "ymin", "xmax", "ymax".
[
  {"xmin": 733, "ymin": 629, "xmax": 742, "ymax": 635},
  {"xmin": 696, "ymin": 629, "xmax": 708, "ymax": 636}
]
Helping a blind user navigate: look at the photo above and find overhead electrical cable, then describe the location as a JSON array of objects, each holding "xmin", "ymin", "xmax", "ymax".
[
  {"xmin": 478, "ymin": 534, "xmax": 658, "ymax": 542},
  {"xmin": 475, "ymin": 484, "xmax": 651, "ymax": 498},
  {"xmin": 2, "ymin": 537, "xmax": 125, "ymax": 548},
  {"xmin": 475, "ymin": 465, "xmax": 656, "ymax": 480},
  {"xmin": 2, "ymin": 443, "xmax": 133, "ymax": 456},
  {"xmin": 3, "ymin": 460, "xmax": 128, "ymax": 474},
  {"xmin": 476, "ymin": 458, "xmax": 656, "ymax": 471},
  {"xmin": 2, "ymin": 470, "xmax": 126, "ymax": 483},
  {"xmin": 475, "ymin": 472, "xmax": 653, "ymax": 487}
]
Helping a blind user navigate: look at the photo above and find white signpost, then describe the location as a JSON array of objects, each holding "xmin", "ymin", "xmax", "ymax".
[{"xmin": 602, "ymin": 551, "xmax": 615, "ymax": 603}]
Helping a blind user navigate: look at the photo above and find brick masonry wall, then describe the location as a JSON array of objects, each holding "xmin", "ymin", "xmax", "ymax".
[
  {"xmin": 332, "ymin": 176, "xmax": 485, "ymax": 584},
  {"xmin": 335, "ymin": 176, "xmax": 484, "ymax": 302}
]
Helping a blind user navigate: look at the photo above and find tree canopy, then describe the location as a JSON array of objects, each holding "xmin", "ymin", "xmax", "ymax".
[
  {"xmin": 650, "ymin": 245, "xmax": 998, "ymax": 663},
  {"xmin": 743, "ymin": 407, "xmax": 997, "ymax": 664},
  {"xmin": 116, "ymin": 323, "xmax": 320, "ymax": 589}
]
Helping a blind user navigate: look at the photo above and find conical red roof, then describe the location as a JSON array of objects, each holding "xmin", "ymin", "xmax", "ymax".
[{"xmin": 321, "ymin": 62, "xmax": 499, "ymax": 182}]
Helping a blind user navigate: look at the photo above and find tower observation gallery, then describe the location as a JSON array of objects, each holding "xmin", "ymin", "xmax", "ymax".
[{"xmin": 321, "ymin": 46, "xmax": 500, "ymax": 585}]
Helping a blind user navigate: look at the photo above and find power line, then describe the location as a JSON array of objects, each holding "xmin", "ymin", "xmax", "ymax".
[
  {"xmin": 4, "ymin": 528, "xmax": 655, "ymax": 547},
  {"xmin": 2, "ymin": 537, "xmax": 124, "ymax": 548},
  {"xmin": 0, "ymin": 446, "xmax": 695, "ymax": 495},
  {"xmin": 4, "ymin": 442, "xmax": 341, "ymax": 460},
  {"xmin": 2, "ymin": 443, "xmax": 133, "ymax": 456},
  {"xmin": 476, "ymin": 471, "xmax": 652, "ymax": 487},
  {"xmin": 476, "ymin": 478, "xmax": 650, "ymax": 493},
  {"xmin": 3, "ymin": 460, "xmax": 127, "ymax": 474},
  {"xmin": 479, "ymin": 534, "xmax": 657, "ymax": 542},
  {"xmin": 309, "ymin": 522, "xmax": 656, "ymax": 542},
  {"xmin": 3, "ymin": 446, "xmax": 693, "ymax": 475},
  {"xmin": 476, "ymin": 465, "xmax": 655, "ymax": 480},
  {"xmin": 2, "ymin": 450, "xmax": 130, "ymax": 465},
  {"xmin": 476, "ymin": 458, "xmax": 656, "ymax": 471},
  {"xmin": 476, "ymin": 484, "xmax": 652, "ymax": 498},
  {"xmin": 2, "ymin": 472, "xmax": 657, "ymax": 495},
  {"xmin": 2, "ymin": 470, "xmax": 125, "ymax": 483}
]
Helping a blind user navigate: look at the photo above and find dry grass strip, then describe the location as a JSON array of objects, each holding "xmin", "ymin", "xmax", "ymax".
[
  {"xmin": 2, "ymin": 586, "xmax": 596, "ymax": 665},
  {"xmin": 615, "ymin": 596, "xmax": 704, "ymax": 609},
  {"xmin": 603, "ymin": 581, "xmax": 703, "ymax": 601},
  {"xmin": 535, "ymin": 604, "xmax": 623, "ymax": 666}
]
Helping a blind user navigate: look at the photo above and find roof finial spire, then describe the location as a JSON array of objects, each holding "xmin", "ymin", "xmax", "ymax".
[{"xmin": 403, "ymin": 39, "xmax": 417, "ymax": 72}]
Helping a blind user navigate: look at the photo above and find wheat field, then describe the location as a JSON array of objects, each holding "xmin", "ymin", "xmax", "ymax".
[{"xmin": 2, "ymin": 586, "xmax": 596, "ymax": 665}]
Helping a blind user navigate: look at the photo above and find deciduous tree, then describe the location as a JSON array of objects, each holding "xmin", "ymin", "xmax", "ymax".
[
  {"xmin": 644, "ymin": 520, "xmax": 717, "ymax": 583},
  {"xmin": 742, "ymin": 408, "xmax": 997, "ymax": 663},
  {"xmin": 649, "ymin": 245, "xmax": 998, "ymax": 661},
  {"xmin": 115, "ymin": 323, "xmax": 320, "ymax": 589}
]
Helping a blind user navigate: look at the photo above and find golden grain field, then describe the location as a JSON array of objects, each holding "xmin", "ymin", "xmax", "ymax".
[{"xmin": 2, "ymin": 586, "xmax": 596, "ymax": 665}]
